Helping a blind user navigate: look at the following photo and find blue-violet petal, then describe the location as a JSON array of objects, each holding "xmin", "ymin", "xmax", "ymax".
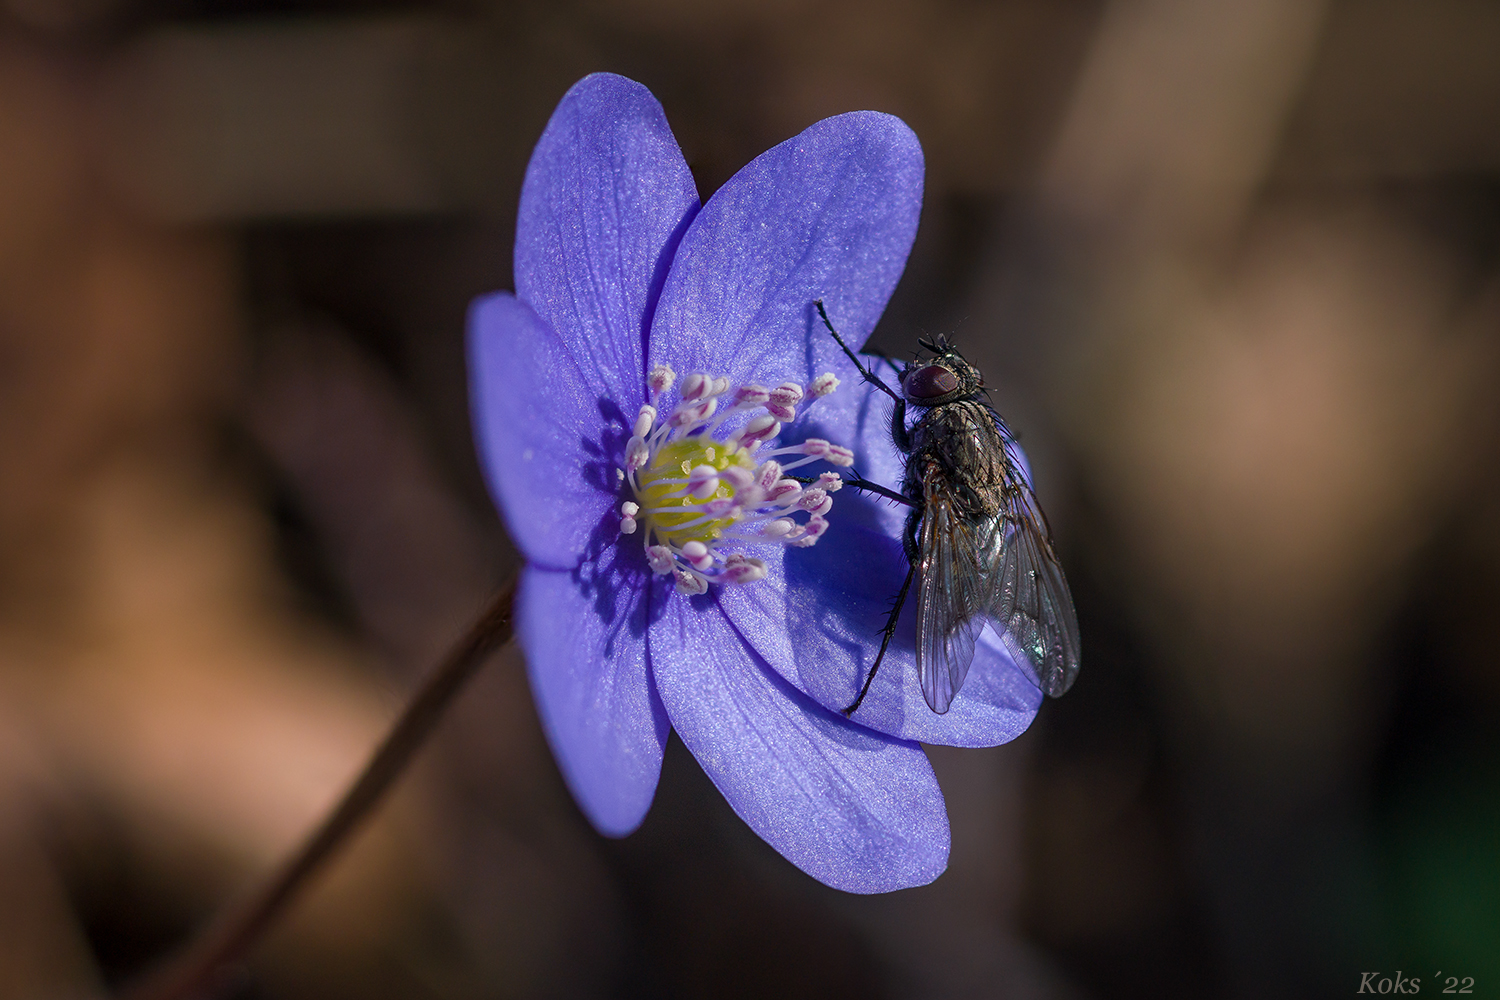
[
  {"xmin": 516, "ymin": 72, "xmax": 700, "ymax": 411},
  {"xmin": 648, "ymin": 595, "xmax": 950, "ymax": 892},
  {"xmin": 519, "ymin": 564, "xmax": 670, "ymax": 836},
  {"xmin": 649, "ymin": 111, "xmax": 923, "ymax": 392},
  {"xmin": 469, "ymin": 292, "xmax": 627, "ymax": 569}
]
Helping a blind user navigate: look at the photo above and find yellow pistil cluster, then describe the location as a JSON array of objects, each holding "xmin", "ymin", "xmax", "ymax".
[{"xmin": 633, "ymin": 437, "xmax": 756, "ymax": 548}]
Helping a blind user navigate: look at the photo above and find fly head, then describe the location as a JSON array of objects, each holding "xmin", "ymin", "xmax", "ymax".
[{"xmin": 900, "ymin": 338, "xmax": 983, "ymax": 407}]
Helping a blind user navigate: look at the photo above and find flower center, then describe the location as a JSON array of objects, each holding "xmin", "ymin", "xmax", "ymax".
[
  {"xmin": 634, "ymin": 437, "xmax": 756, "ymax": 548},
  {"xmin": 617, "ymin": 364, "xmax": 854, "ymax": 595}
]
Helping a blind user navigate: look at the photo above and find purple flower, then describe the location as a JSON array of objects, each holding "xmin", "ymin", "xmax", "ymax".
[{"xmin": 469, "ymin": 73, "xmax": 1041, "ymax": 893}]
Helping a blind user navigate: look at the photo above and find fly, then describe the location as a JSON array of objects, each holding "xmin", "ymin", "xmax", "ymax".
[{"xmin": 815, "ymin": 300, "xmax": 1081, "ymax": 715}]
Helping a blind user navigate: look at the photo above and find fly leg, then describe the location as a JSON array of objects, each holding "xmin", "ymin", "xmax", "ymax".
[
  {"xmin": 843, "ymin": 561, "xmax": 915, "ymax": 716},
  {"xmin": 843, "ymin": 502, "xmax": 924, "ymax": 716},
  {"xmin": 814, "ymin": 300, "xmax": 910, "ymax": 451},
  {"xmin": 785, "ymin": 470, "xmax": 911, "ymax": 507},
  {"xmin": 815, "ymin": 299, "xmax": 900, "ymax": 402},
  {"xmin": 815, "ymin": 298, "xmax": 925, "ymax": 715},
  {"xmin": 840, "ymin": 472, "xmax": 913, "ymax": 507}
]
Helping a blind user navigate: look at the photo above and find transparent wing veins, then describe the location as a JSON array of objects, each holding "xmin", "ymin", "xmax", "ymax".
[
  {"xmin": 915, "ymin": 478, "xmax": 988, "ymax": 713},
  {"xmin": 988, "ymin": 484, "xmax": 1082, "ymax": 697}
]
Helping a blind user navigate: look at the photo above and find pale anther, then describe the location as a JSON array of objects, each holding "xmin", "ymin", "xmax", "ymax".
[
  {"xmin": 674, "ymin": 569, "xmax": 708, "ymax": 595},
  {"xmin": 733, "ymin": 415, "xmax": 779, "ymax": 446},
  {"xmin": 720, "ymin": 466, "xmax": 755, "ymax": 490},
  {"xmin": 770, "ymin": 382, "xmax": 804, "ymax": 407},
  {"xmin": 681, "ymin": 373, "xmax": 711, "ymax": 401},
  {"xmin": 687, "ymin": 465, "xmax": 719, "ymax": 499},
  {"xmin": 798, "ymin": 488, "xmax": 832, "ymax": 516},
  {"xmin": 733, "ymin": 384, "xmax": 770, "ymax": 407},
  {"xmin": 762, "ymin": 518, "xmax": 795, "ymax": 538},
  {"xmin": 793, "ymin": 515, "xmax": 829, "ymax": 546},
  {"xmin": 723, "ymin": 556, "xmax": 767, "ymax": 584},
  {"xmin": 647, "ymin": 545, "xmax": 675, "ymax": 574},
  {"xmin": 648, "ymin": 364, "xmax": 676, "ymax": 396},
  {"xmin": 808, "ymin": 372, "xmax": 839, "ymax": 398},
  {"xmin": 681, "ymin": 540, "xmax": 713, "ymax": 570},
  {"xmin": 625, "ymin": 436, "xmax": 649, "ymax": 471},
  {"xmin": 769, "ymin": 480, "xmax": 803, "ymax": 505}
]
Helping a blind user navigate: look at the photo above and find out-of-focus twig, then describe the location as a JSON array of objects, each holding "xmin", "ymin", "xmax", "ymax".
[{"xmin": 118, "ymin": 576, "xmax": 519, "ymax": 1000}]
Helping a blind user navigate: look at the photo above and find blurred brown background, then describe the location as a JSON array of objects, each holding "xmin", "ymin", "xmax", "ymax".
[{"xmin": 2, "ymin": 0, "xmax": 1498, "ymax": 998}]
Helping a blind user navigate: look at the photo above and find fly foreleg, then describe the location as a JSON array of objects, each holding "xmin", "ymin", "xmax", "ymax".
[
  {"xmin": 889, "ymin": 395, "xmax": 911, "ymax": 453},
  {"xmin": 815, "ymin": 300, "xmax": 903, "ymax": 406}
]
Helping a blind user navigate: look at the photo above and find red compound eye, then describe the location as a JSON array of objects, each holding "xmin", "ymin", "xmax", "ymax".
[{"xmin": 904, "ymin": 364, "xmax": 960, "ymax": 400}]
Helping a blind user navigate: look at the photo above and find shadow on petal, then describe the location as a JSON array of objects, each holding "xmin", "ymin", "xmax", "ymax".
[
  {"xmin": 783, "ymin": 522, "xmax": 917, "ymax": 717},
  {"xmin": 578, "ymin": 396, "xmax": 634, "ymax": 497},
  {"xmin": 773, "ymin": 518, "xmax": 1043, "ymax": 747},
  {"xmin": 573, "ymin": 507, "xmax": 670, "ymax": 649}
]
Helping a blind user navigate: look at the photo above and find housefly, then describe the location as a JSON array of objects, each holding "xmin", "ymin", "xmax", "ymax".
[{"xmin": 815, "ymin": 301, "xmax": 1080, "ymax": 715}]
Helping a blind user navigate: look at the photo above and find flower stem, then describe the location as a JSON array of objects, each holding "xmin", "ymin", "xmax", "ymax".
[{"xmin": 119, "ymin": 576, "xmax": 519, "ymax": 1000}]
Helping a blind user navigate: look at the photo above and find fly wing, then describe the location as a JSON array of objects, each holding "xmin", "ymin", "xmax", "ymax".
[
  {"xmin": 989, "ymin": 484, "xmax": 1081, "ymax": 697},
  {"xmin": 916, "ymin": 473, "xmax": 989, "ymax": 713}
]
